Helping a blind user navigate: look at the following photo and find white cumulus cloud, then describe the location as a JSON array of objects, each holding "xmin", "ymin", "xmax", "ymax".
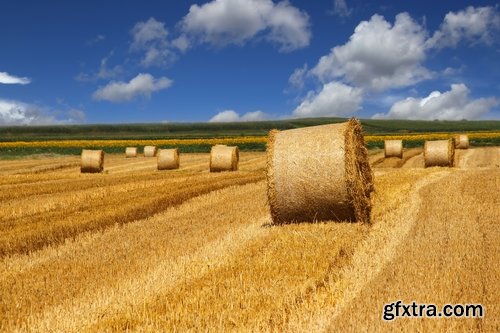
[
  {"xmin": 181, "ymin": 0, "xmax": 310, "ymax": 51},
  {"xmin": 427, "ymin": 6, "xmax": 500, "ymax": 49},
  {"xmin": 130, "ymin": 17, "xmax": 176, "ymax": 67},
  {"xmin": 241, "ymin": 110, "xmax": 267, "ymax": 121},
  {"xmin": 76, "ymin": 55, "xmax": 123, "ymax": 82},
  {"xmin": 171, "ymin": 35, "xmax": 190, "ymax": 52},
  {"xmin": 330, "ymin": 0, "xmax": 352, "ymax": 18},
  {"xmin": 92, "ymin": 73, "xmax": 173, "ymax": 103},
  {"xmin": 131, "ymin": 17, "xmax": 168, "ymax": 50},
  {"xmin": 310, "ymin": 13, "xmax": 431, "ymax": 91},
  {"xmin": 293, "ymin": 81, "xmax": 363, "ymax": 118},
  {"xmin": 209, "ymin": 109, "xmax": 267, "ymax": 122},
  {"xmin": 287, "ymin": 64, "xmax": 308, "ymax": 91},
  {"xmin": 0, "ymin": 72, "xmax": 31, "ymax": 85},
  {"xmin": 373, "ymin": 84, "xmax": 498, "ymax": 120},
  {"xmin": 0, "ymin": 99, "xmax": 85, "ymax": 125}
]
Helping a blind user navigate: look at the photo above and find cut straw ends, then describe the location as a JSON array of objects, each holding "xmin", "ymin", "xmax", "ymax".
[
  {"xmin": 210, "ymin": 145, "xmax": 239, "ymax": 172},
  {"xmin": 157, "ymin": 148, "xmax": 180, "ymax": 170},
  {"xmin": 143, "ymin": 146, "xmax": 157, "ymax": 157},
  {"xmin": 384, "ymin": 140, "xmax": 403, "ymax": 158},
  {"xmin": 266, "ymin": 118, "xmax": 373, "ymax": 224},
  {"xmin": 424, "ymin": 139, "xmax": 454, "ymax": 167},
  {"xmin": 125, "ymin": 147, "xmax": 138, "ymax": 158},
  {"xmin": 81, "ymin": 149, "xmax": 104, "ymax": 173}
]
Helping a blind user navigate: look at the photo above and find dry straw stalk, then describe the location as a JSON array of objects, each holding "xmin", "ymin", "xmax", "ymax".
[
  {"xmin": 157, "ymin": 148, "xmax": 180, "ymax": 170},
  {"xmin": 424, "ymin": 139, "xmax": 455, "ymax": 167},
  {"xmin": 144, "ymin": 146, "xmax": 157, "ymax": 157},
  {"xmin": 210, "ymin": 145, "xmax": 239, "ymax": 172},
  {"xmin": 80, "ymin": 149, "xmax": 104, "ymax": 173},
  {"xmin": 454, "ymin": 134, "xmax": 469, "ymax": 149},
  {"xmin": 125, "ymin": 147, "xmax": 138, "ymax": 158},
  {"xmin": 266, "ymin": 118, "xmax": 374, "ymax": 224},
  {"xmin": 384, "ymin": 140, "xmax": 403, "ymax": 158}
]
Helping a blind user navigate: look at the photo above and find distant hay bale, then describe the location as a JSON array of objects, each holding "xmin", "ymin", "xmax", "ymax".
[
  {"xmin": 384, "ymin": 140, "xmax": 403, "ymax": 158},
  {"xmin": 81, "ymin": 149, "xmax": 104, "ymax": 173},
  {"xmin": 125, "ymin": 147, "xmax": 137, "ymax": 158},
  {"xmin": 157, "ymin": 148, "xmax": 180, "ymax": 170},
  {"xmin": 143, "ymin": 146, "xmax": 157, "ymax": 157},
  {"xmin": 267, "ymin": 118, "xmax": 374, "ymax": 224},
  {"xmin": 454, "ymin": 134, "xmax": 469, "ymax": 149},
  {"xmin": 210, "ymin": 145, "xmax": 239, "ymax": 172},
  {"xmin": 424, "ymin": 140, "xmax": 455, "ymax": 167}
]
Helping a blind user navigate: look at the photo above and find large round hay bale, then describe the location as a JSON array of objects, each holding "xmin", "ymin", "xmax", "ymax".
[
  {"xmin": 210, "ymin": 145, "xmax": 239, "ymax": 172},
  {"xmin": 157, "ymin": 148, "xmax": 180, "ymax": 170},
  {"xmin": 125, "ymin": 147, "xmax": 137, "ymax": 158},
  {"xmin": 267, "ymin": 118, "xmax": 374, "ymax": 224},
  {"xmin": 384, "ymin": 140, "xmax": 403, "ymax": 158},
  {"xmin": 454, "ymin": 134, "xmax": 469, "ymax": 149},
  {"xmin": 81, "ymin": 149, "xmax": 104, "ymax": 173},
  {"xmin": 424, "ymin": 140, "xmax": 454, "ymax": 167},
  {"xmin": 144, "ymin": 146, "xmax": 157, "ymax": 157}
]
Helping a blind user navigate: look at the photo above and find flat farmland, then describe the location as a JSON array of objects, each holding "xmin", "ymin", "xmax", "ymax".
[{"xmin": 0, "ymin": 148, "xmax": 498, "ymax": 332}]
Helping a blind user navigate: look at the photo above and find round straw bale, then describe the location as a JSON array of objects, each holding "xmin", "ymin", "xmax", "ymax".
[
  {"xmin": 424, "ymin": 139, "xmax": 455, "ymax": 167},
  {"xmin": 144, "ymin": 146, "xmax": 157, "ymax": 157},
  {"xmin": 210, "ymin": 145, "xmax": 239, "ymax": 172},
  {"xmin": 125, "ymin": 147, "xmax": 137, "ymax": 158},
  {"xmin": 454, "ymin": 134, "xmax": 469, "ymax": 149},
  {"xmin": 384, "ymin": 140, "xmax": 403, "ymax": 158},
  {"xmin": 157, "ymin": 148, "xmax": 180, "ymax": 170},
  {"xmin": 81, "ymin": 149, "xmax": 104, "ymax": 173},
  {"xmin": 267, "ymin": 118, "xmax": 374, "ymax": 224}
]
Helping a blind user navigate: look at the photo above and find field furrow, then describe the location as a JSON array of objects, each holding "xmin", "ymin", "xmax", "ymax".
[
  {"xmin": 372, "ymin": 148, "xmax": 423, "ymax": 168},
  {"xmin": 457, "ymin": 147, "xmax": 499, "ymax": 169},
  {"xmin": 0, "ymin": 156, "xmax": 79, "ymax": 175},
  {"xmin": 0, "ymin": 171, "xmax": 264, "ymax": 257},
  {"xmin": 325, "ymin": 169, "xmax": 499, "ymax": 332},
  {"xmin": 0, "ymin": 181, "xmax": 268, "ymax": 331}
]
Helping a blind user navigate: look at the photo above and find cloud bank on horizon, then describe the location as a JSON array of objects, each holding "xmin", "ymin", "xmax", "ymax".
[{"xmin": 0, "ymin": 1, "xmax": 499, "ymax": 125}]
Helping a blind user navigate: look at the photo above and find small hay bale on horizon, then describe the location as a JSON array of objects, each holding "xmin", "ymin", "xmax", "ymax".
[
  {"xmin": 157, "ymin": 148, "xmax": 180, "ymax": 170},
  {"xmin": 125, "ymin": 147, "xmax": 138, "ymax": 158},
  {"xmin": 81, "ymin": 149, "xmax": 104, "ymax": 173},
  {"xmin": 267, "ymin": 118, "xmax": 374, "ymax": 225},
  {"xmin": 210, "ymin": 145, "xmax": 239, "ymax": 172},
  {"xmin": 144, "ymin": 146, "xmax": 157, "ymax": 157},
  {"xmin": 424, "ymin": 139, "xmax": 454, "ymax": 167},
  {"xmin": 454, "ymin": 134, "xmax": 469, "ymax": 149},
  {"xmin": 384, "ymin": 140, "xmax": 403, "ymax": 158}
]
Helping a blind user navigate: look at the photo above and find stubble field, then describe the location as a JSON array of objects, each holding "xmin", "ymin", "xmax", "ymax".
[{"xmin": 0, "ymin": 147, "xmax": 498, "ymax": 332}]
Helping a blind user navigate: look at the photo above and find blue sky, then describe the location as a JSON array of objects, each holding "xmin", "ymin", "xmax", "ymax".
[{"xmin": 0, "ymin": 0, "xmax": 499, "ymax": 125}]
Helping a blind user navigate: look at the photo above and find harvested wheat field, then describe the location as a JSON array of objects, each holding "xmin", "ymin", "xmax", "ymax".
[{"xmin": 0, "ymin": 148, "xmax": 498, "ymax": 332}]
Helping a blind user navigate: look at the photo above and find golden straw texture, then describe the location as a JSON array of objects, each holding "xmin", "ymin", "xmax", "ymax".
[
  {"xmin": 384, "ymin": 140, "xmax": 403, "ymax": 158},
  {"xmin": 210, "ymin": 145, "xmax": 239, "ymax": 172},
  {"xmin": 143, "ymin": 146, "xmax": 157, "ymax": 157},
  {"xmin": 157, "ymin": 148, "xmax": 180, "ymax": 170},
  {"xmin": 424, "ymin": 140, "xmax": 455, "ymax": 167},
  {"xmin": 80, "ymin": 149, "xmax": 104, "ymax": 173},
  {"xmin": 125, "ymin": 147, "xmax": 137, "ymax": 158},
  {"xmin": 454, "ymin": 134, "xmax": 469, "ymax": 149},
  {"xmin": 267, "ymin": 118, "xmax": 373, "ymax": 224}
]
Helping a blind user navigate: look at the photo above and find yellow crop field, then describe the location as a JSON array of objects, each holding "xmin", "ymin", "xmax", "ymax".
[
  {"xmin": 0, "ymin": 137, "xmax": 268, "ymax": 148},
  {"xmin": 0, "ymin": 131, "xmax": 499, "ymax": 148},
  {"xmin": 364, "ymin": 131, "xmax": 500, "ymax": 142},
  {"xmin": 0, "ymin": 147, "xmax": 498, "ymax": 332}
]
